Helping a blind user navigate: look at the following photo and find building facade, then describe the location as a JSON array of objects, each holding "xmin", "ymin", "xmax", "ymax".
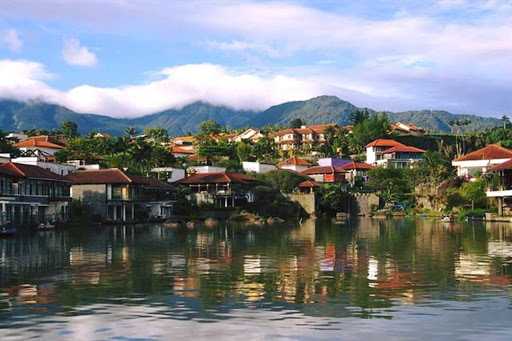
[
  {"xmin": 272, "ymin": 124, "xmax": 335, "ymax": 152},
  {"xmin": 0, "ymin": 162, "xmax": 71, "ymax": 226},
  {"xmin": 66, "ymin": 168, "xmax": 175, "ymax": 222},
  {"xmin": 366, "ymin": 139, "xmax": 424, "ymax": 168},
  {"xmin": 452, "ymin": 144, "xmax": 512, "ymax": 178}
]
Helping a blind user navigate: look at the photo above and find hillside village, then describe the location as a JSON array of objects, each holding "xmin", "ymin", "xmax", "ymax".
[{"xmin": 1, "ymin": 111, "xmax": 512, "ymax": 233}]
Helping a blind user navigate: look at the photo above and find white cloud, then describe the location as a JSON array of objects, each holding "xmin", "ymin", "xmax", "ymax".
[
  {"xmin": 2, "ymin": 29, "xmax": 22, "ymax": 52},
  {"xmin": 0, "ymin": 60, "xmax": 337, "ymax": 117},
  {"xmin": 62, "ymin": 38, "xmax": 97, "ymax": 67}
]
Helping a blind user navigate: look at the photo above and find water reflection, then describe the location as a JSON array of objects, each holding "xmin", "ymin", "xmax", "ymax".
[{"xmin": 1, "ymin": 219, "xmax": 512, "ymax": 339}]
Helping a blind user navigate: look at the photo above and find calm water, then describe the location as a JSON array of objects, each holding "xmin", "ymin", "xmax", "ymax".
[{"xmin": 1, "ymin": 219, "xmax": 512, "ymax": 340}]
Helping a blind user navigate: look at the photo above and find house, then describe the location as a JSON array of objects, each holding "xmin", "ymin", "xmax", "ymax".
[
  {"xmin": 301, "ymin": 166, "xmax": 347, "ymax": 183},
  {"xmin": 66, "ymin": 168, "xmax": 175, "ymax": 222},
  {"xmin": 151, "ymin": 167, "xmax": 186, "ymax": 183},
  {"xmin": 169, "ymin": 135, "xmax": 196, "ymax": 158},
  {"xmin": 272, "ymin": 124, "xmax": 336, "ymax": 152},
  {"xmin": 0, "ymin": 162, "xmax": 71, "ymax": 226},
  {"xmin": 366, "ymin": 139, "xmax": 424, "ymax": 168},
  {"xmin": 12, "ymin": 156, "xmax": 77, "ymax": 176},
  {"xmin": 485, "ymin": 159, "xmax": 512, "ymax": 217},
  {"xmin": 242, "ymin": 161, "xmax": 276, "ymax": 174},
  {"xmin": 391, "ymin": 122, "xmax": 425, "ymax": 136},
  {"xmin": 189, "ymin": 166, "xmax": 226, "ymax": 174},
  {"xmin": 452, "ymin": 144, "xmax": 512, "ymax": 178},
  {"xmin": 14, "ymin": 136, "xmax": 65, "ymax": 157},
  {"xmin": 338, "ymin": 161, "xmax": 374, "ymax": 184},
  {"xmin": 230, "ymin": 128, "xmax": 264, "ymax": 143},
  {"xmin": 6, "ymin": 132, "xmax": 28, "ymax": 142},
  {"xmin": 178, "ymin": 172, "xmax": 258, "ymax": 208},
  {"xmin": 297, "ymin": 179, "xmax": 319, "ymax": 193},
  {"xmin": 278, "ymin": 157, "xmax": 311, "ymax": 173}
]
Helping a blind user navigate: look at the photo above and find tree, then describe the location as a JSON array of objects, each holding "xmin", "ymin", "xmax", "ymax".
[
  {"xmin": 459, "ymin": 179, "xmax": 486, "ymax": 210},
  {"xmin": 255, "ymin": 170, "xmax": 308, "ymax": 193},
  {"xmin": 367, "ymin": 167, "xmax": 412, "ymax": 205},
  {"xmin": 60, "ymin": 121, "xmax": 79, "ymax": 138},
  {"xmin": 144, "ymin": 127, "xmax": 169, "ymax": 144},
  {"xmin": 502, "ymin": 115, "xmax": 510, "ymax": 129},
  {"xmin": 320, "ymin": 125, "xmax": 351, "ymax": 157},
  {"xmin": 290, "ymin": 118, "xmax": 304, "ymax": 128},
  {"xmin": 199, "ymin": 119, "xmax": 223, "ymax": 135},
  {"xmin": 125, "ymin": 127, "xmax": 137, "ymax": 138},
  {"xmin": 350, "ymin": 114, "xmax": 391, "ymax": 153},
  {"xmin": 235, "ymin": 141, "xmax": 253, "ymax": 162},
  {"xmin": 349, "ymin": 108, "xmax": 370, "ymax": 125}
]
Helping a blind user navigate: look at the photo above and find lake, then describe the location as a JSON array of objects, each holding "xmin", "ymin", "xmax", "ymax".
[{"xmin": 1, "ymin": 218, "xmax": 512, "ymax": 340}]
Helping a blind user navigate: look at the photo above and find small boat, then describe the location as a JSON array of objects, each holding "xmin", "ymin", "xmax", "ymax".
[{"xmin": 38, "ymin": 222, "xmax": 56, "ymax": 230}]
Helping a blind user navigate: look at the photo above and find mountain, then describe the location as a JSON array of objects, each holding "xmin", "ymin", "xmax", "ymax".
[{"xmin": 0, "ymin": 96, "xmax": 503, "ymax": 136}]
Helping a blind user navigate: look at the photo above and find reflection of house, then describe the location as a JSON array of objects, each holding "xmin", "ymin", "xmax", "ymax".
[
  {"xmin": 66, "ymin": 168, "xmax": 175, "ymax": 222},
  {"xmin": 278, "ymin": 157, "xmax": 311, "ymax": 173},
  {"xmin": 366, "ymin": 139, "xmax": 424, "ymax": 168},
  {"xmin": 178, "ymin": 173, "xmax": 258, "ymax": 208},
  {"xmin": 272, "ymin": 124, "xmax": 335, "ymax": 152},
  {"xmin": 0, "ymin": 162, "xmax": 71, "ymax": 225},
  {"xmin": 15, "ymin": 136, "xmax": 65, "ymax": 157},
  {"xmin": 452, "ymin": 144, "xmax": 512, "ymax": 178}
]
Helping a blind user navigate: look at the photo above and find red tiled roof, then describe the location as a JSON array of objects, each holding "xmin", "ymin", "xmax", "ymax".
[
  {"xmin": 178, "ymin": 172, "xmax": 257, "ymax": 185},
  {"xmin": 455, "ymin": 144, "xmax": 512, "ymax": 161},
  {"xmin": 366, "ymin": 139, "xmax": 405, "ymax": 148},
  {"xmin": 273, "ymin": 124, "xmax": 336, "ymax": 137},
  {"xmin": 488, "ymin": 159, "xmax": 512, "ymax": 172},
  {"xmin": 298, "ymin": 179, "xmax": 319, "ymax": 188},
  {"xmin": 171, "ymin": 146, "xmax": 195, "ymax": 154},
  {"xmin": 278, "ymin": 156, "xmax": 311, "ymax": 166},
  {"xmin": 382, "ymin": 145, "xmax": 425, "ymax": 154},
  {"xmin": 301, "ymin": 166, "xmax": 346, "ymax": 175},
  {"xmin": 65, "ymin": 168, "xmax": 169, "ymax": 187},
  {"xmin": 338, "ymin": 161, "xmax": 374, "ymax": 170},
  {"xmin": 14, "ymin": 136, "xmax": 64, "ymax": 149},
  {"xmin": 0, "ymin": 162, "xmax": 68, "ymax": 182}
]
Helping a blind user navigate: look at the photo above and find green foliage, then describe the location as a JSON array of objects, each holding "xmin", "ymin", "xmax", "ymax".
[
  {"xmin": 367, "ymin": 167, "xmax": 412, "ymax": 205},
  {"xmin": 459, "ymin": 179, "xmax": 487, "ymax": 209},
  {"xmin": 457, "ymin": 208, "xmax": 487, "ymax": 221},
  {"xmin": 0, "ymin": 130, "xmax": 19, "ymax": 156},
  {"xmin": 290, "ymin": 118, "xmax": 304, "ymax": 128},
  {"xmin": 409, "ymin": 150, "xmax": 453, "ymax": 185},
  {"xmin": 316, "ymin": 183, "xmax": 353, "ymax": 215},
  {"xmin": 55, "ymin": 135, "xmax": 175, "ymax": 175},
  {"xmin": 144, "ymin": 127, "xmax": 169, "ymax": 143},
  {"xmin": 255, "ymin": 170, "xmax": 308, "ymax": 193},
  {"xmin": 59, "ymin": 121, "xmax": 79, "ymax": 138},
  {"xmin": 199, "ymin": 119, "xmax": 223, "ymax": 135},
  {"xmin": 319, "ymin": 125, "xmax": 351, "ymax": 157},
  {"xmin": 235, "ymin": 141, "xmax": 253, "ymax": 162},
  {"xmin": 350, "ymin": 114, "xmax": 391, "ymax": 153},
  {"xmin": 349, "ymin": 108, "xmax": 370, "ymax": 125}
]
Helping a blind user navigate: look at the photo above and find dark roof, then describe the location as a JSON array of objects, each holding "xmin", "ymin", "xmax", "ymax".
[
  {"xmin": 178, "ymin": 172, "xmax": 257, "ymax": 185},
  {"xmin": 15, "ymin": 136, "xmax": 64, "ymax": 149},
  {"xmin": 301, "ymin": 166, "xmax": 346, "ymax": 175},
  {"xmin": 0, "ymin": 162, "xmax": 68, "ymax": 182},
  {"xmin": 298, "ymin": 179, "xmax": 319, "ymax": 188},
  {"xmin": 66, "ymin": 168, "xmax": 170, "ymax": 187},
  {"xmin": 455, "ymin": 144, "xmax": 512, "ymax": 161},
  {"xmin": 278, "ymin": 156, "xmax": 311, "ymax": 166}
]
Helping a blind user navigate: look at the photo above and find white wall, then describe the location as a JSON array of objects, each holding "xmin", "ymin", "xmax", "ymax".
[
  {"xmin": 13, "ymin": 157, "xmax": 77, "ymax": 176},
  {"xmin": 242, "ymin": 162, "xmax": 276, "ymax": 174}
]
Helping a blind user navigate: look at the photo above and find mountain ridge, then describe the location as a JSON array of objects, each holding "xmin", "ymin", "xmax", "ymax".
[{"xmin": 0, "ymin": 96, "xmax": 503, "ymax": 136}]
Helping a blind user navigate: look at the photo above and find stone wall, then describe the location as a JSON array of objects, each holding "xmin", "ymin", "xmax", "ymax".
[
  {"xmin": 353, "ymin": 193, "xmax": 380, "ymax": 216},
  {"xmin": 286, "ymin": 193, "xmax": 316, "ymax": 216}
]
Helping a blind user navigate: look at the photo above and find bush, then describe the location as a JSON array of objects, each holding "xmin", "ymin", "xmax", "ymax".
[{"xmin": 458, "ymin": 208, "xmax": 487, "ymax": 221}]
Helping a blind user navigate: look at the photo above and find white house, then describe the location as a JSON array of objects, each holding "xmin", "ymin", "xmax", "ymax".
[
  {"xmin": 452, "ymin": 144, "xmax": 512, "ymax": 178},
  {"xmin": 12, "ymin": 157, "xmax": 77, "ymax": 176},
  {"xmin": 242, "ymin": 161, "xmax": 276, "ymax": 174},
  {"xmin": 277, "ymin": 157, "xmax": 311, "ymax": 173},
  {"xmin": 151, "ymin": 167, "xmax": 186, "ymax": 183},
  {"xmin": 366, "ymin": 139, "xmax": 424, "ymax": 168},
  {"xmin": 189, "ymin": 166, "xmax": 226, "ymax": 174},
  {"xmin": 14, "ymin": 136, "xmax": 64, "ymax": 157},
  {"xmin": 231, "ymin": 128, "xmax": 264, "ymax": 143}
]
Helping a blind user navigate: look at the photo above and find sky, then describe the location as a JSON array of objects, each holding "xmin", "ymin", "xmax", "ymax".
[{"xmin": 0, "ymin": 0, "xmax": 511, "ymax": 118}]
